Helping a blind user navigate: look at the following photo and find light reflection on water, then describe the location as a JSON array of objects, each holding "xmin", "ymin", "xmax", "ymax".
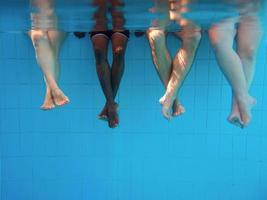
[{"xmin": 0, "ymin": 0, "xmax": 265, "ymax": 32}]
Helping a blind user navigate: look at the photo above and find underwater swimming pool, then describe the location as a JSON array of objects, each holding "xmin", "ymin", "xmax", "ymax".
[{"xmin": 0, "ymin": 0, "xmax": 267, "ymax": 200}]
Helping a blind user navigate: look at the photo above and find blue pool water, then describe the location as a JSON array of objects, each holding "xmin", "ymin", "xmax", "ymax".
[{"xmin": 0, "ymin": 1, "xmax": 267, "ymax": 200}]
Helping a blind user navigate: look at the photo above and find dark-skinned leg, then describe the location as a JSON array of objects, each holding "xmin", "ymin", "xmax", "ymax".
[
  {"xmin": 107, "ymin": 32, "xmax": 128, "ymax": 127},
  {"xmin": 91, "ymin": 34, "xmax": 117, "ymax": 127},
  {"xmin": 98, "ymin": 32, "xmax": 128, "ymax": 127},
  {"xmin": 111, "ymin": 32, "xmax": 128, "ymax": 97}
]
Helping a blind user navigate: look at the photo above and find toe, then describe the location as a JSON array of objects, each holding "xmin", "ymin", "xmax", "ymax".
[
  {"xmin": 56, "ymin": 98, "xmax": 70, "ymax": 107},
  {"xmin": 162, "ymin": 109, "xmax": 171, "ymax": 120},
  {"xmin": 228, "ymin": 115, "xmax": 245, "ymax": 129},
  {"xmin": 109, "ymin": 120, "xmax": 119, "ymax": 128},
  {"xmin": 107, "ymin": 103, "xmax": 119, "ymax": 128},
  {"xmin": 98, "ymin": 114, "xmax": 108, "ymax": 121},
  {"xmin": 40, "ymin": 105, "xmax": 55, "ymax": 110},
  {"xmin": 159, "ymin": 96, "xmax": 165, "ymax": 105},
  {"xmin": 233, "ymin": 119, "xmax": 244, "ymax": 129},
  {"xmin": 173, "ymin": 106, "xmax": 185, "ymax": 116}
]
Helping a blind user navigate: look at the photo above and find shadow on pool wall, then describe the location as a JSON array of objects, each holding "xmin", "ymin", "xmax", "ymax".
[{"xmin": 0, "ymin": 31, "xmax": 267, "ymax": 200}]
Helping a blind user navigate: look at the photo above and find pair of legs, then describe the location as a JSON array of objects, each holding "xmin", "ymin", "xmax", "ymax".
[
  {"xmin": 147, "ymin": 23, "xmax": 201, "ymax": 119},
  {"xmin": 29, "ymin": 29, "xmax": 69, "ymax": 110},
  {"xmin": 209, "ymin": 15, "xmax": 262, "ymax": 128},
  {"xmin": 91, "ymin": 32, "xmax": 128, "ymax": 128}
]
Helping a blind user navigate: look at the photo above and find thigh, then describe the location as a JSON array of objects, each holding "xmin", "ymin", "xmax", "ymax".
[
  {"xmin": 91, "ymin": 34, "xmax": 110, "ymax": 57},
  {"xmin": 174, "ymin": 20, "xmax": 201, "ymax": 39},
  {"xmin": 28, "ymin": 29, "xmax": 49, "ymax": 47},
  {"xmin": 237, "ymin": 15, "xmax": 263, "ymax": 54},
  {"xmin": 147, "ymin": 28, "xmax": 168, "ymax": 51},
  {"xmin": 208, "ymin": 18, "xmax": 237, "ymax": 48},
  {"xmin": 47, "ymin": 30, "xmax": 67, "ymax": 55}
]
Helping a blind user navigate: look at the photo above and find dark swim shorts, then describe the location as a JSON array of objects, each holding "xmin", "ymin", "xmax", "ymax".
[{"xmin": 89, "ymin": 30, "xmax": 130, "ymax": 39}]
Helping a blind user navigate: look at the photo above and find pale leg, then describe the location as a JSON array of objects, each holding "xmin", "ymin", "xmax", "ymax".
[
  {"xmin": 146, "ymin": 28, "xmax": 184, "ymax": 119},
  {"xmin": 209, "ymin": 19, "xmax": 254, "ymax": 127},
  {"xmin": 29, "ymin": 30, "xmax": 68, "ymax": 110},
  {"xmin": 47, "ymin": 30, "xmax": 69, "ymax": 106},
  {"xmin": 228, "ymin": 16, "xmax": 262, "ymax": 127},
  {"xmin": 160, "ymin": 24, "xmax": 201, "ymax": 119}
]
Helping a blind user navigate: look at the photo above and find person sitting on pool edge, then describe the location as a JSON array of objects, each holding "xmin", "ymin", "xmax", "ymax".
[
  {"xmin": 29, "ymin": 0, "xmax": 69, "ymax": 110},
  {"xmin": 208, "ymin": 0, "xmax": 263, "ymax": 128},
  {"xmin": 147, "ymin": 0, "xmax": 201, "ymax": 119},
  {"xmin": 75, "ymin": 0, "xmax": 129, "ymax": 128}
]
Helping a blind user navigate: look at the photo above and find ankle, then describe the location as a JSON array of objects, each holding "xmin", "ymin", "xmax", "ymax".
[
  {"xmin": 51, "ymin": 87, "xmax": 61, "ymax": 93},
  {"xmin": 235, "ymin": 92, "xmax": 249, "ymax": 102},
  {"xmin": 107, "ymin": 100, "xmax": 116, "ymax": 106},
  {"xmin": 108, "ymin": 102, "xmax": 118, "ymax": 109}
]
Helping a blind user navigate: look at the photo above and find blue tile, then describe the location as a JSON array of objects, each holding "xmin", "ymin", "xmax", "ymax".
[
  {"xmin": 1, "ymin": 34, "xmax": 17, "ymax": 59},
  {"xmin": 233, "ymin": 135, "xmax": 247, "ymax": 160},
  {"xmin": 0, "ymin": 134, "xmax": 21, "ymax": 157},
  {"xmin": 219, "ymin": 135, "xmax": 233, "ymax": 159},
  {"xmin": 16, "ymin": 34, "xmax": 32, "ymax": 60},
  {"xmin": 0, "ymin": 109, "xmax": 20, "ymax": 133},
  {"xmin": 1, "ymin": 158, "xmax": 33, "ymax": 181},
  {"xmin": 1, "ymin": 181, "xmax": 33, "ymax": 200},
  {"xmin": 195, "ymin": 60, "xmax": 210, "ymax": 85},
  {"xmin": 143, "ymin": 179, "xmax": 167, "ymax": 200},
  {"xmin": 246, "ymin": 136, "xmax": 262, "ymax": 161}
]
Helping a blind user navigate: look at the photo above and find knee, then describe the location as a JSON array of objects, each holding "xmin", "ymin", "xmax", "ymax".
[
  {"xmin": 147, "ymin": 29, "xmax": 165, "ymax": 44},
  {"xmin": 187, "ymin": 31, "xmax": 202, "ymax": 47},
  {"xmin": 208, "ymin": 26, "xmax": 221, "ymax": 48},
  {"xmin": 239, "ymin": 45, "xmax": 258, "ymax": 61},
  {"xmin": 181, "ymin": 31, "xmax": 201, "ymax": 52},
  {"xmin": 30, "ymin": 31, "xmax": 48, "ymax": 47},
  {"xmin": 208, "ymin": 26, "xmax": 233, "ymax": 52},
  {"xmin": 113, "ymin": 46, "xmax": 125, "ymax": 58},
  {"xmin": 190, "ymin": 31, "xmax": 202, "ymax": 42}
]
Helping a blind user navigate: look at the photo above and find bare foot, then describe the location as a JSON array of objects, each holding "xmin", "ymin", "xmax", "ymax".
[
  {"xmin": 107, "ymin": 103, "xmax": 119, "ymax": 128},
  {"xmin": 172, "ymin": 99, "xmax": 185, "ymax": 117},
  {"xmin": 98, "ymin": 104, "xmax": 108, "ymax": 121},
  {"xmin": 236, "ymin": 95, "xmax": 256, "ymax": 127},
  {"xmin": 159, "ymin": 93, "xmax": 176, "ymax": 120},
  {"xmin": 40, "ymin": 90, "xmax": 55, "ymax": 110},
  {"xmin": 227, "ymin": 98, "xmax": 244, "ymax": 128},
  {"xmin": 51, "ymin": 88, "xmax": 70, "ymax": 107},
  {"xmin": 228, "ymin": 114, "xmax": 244, "ymax": 128}
]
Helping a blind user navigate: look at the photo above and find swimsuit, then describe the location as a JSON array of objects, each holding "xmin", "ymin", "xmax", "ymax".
[{"xmin": 89, "ymin": 30, "xmax": 130, "ymax": 39}]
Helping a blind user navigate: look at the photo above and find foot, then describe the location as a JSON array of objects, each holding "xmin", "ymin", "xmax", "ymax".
[
  {"xmin": 236, "ymin": 95, "xmax": 256, "ymax": 127},
  {"xmin": 107, "ymin": 103, "xmax": 119, "ymax": 128},
  {"xmin": 172, "ymin": 99, "xmax": 185, "ymax": 117},
  {"xmin": 40, "ymin": 90, "xmax": 55, "ymax": 110},
  {"xmin": 51, "ymin": 88, "xmax": 70, "ymax": 107},
  {"xmin": 227, "ymin": 99, "xmax": 244, "ymax": 128},
  {"xmin": 159, "ymin": 93, "xmax": 175, "ymax": 120},
  {"xmin": 228, "ymin": 114, "xmax": 244, "ymax": 128},
  {"xmin": 98, "ymin": 104, "xmax": 108, "ymax": 121},
  {"xmin": 228, "ymin": 109, "xmax": 244, "ymax": 129}
]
